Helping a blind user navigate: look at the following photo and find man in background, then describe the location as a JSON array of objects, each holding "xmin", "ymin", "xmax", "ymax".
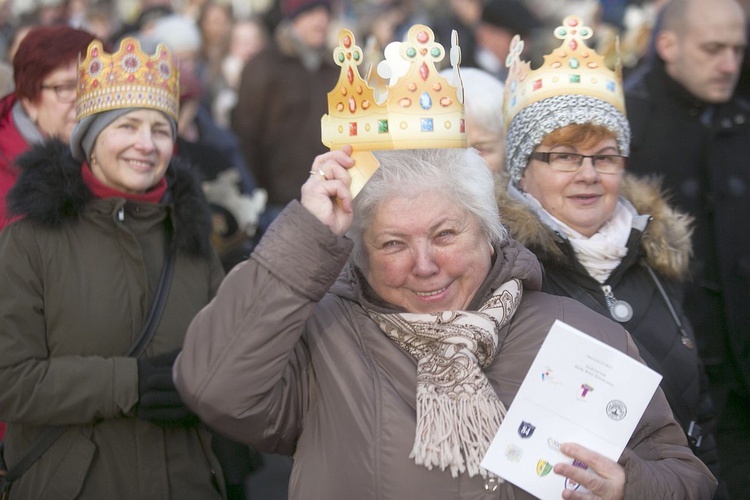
[
  {"xmin": 231, "ymin": 0, "xmax": 338, "ymax": 232},
  {"xmin": 624, "ymin": 1, "xmax": 749, "ymax": 497}
]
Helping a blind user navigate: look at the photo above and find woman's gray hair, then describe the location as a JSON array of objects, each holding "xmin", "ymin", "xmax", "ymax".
[{"xmin": 348, "ymin": 148, "xmax": 508, "ymax": 271}]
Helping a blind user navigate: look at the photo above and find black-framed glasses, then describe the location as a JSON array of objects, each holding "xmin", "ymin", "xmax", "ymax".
[
  {"xmin": 530, "ymin": 151, "xmax": 628, "ymax": 174},
  {"xmin": 40, "ymin": 83, "xmax": 77, "ymax": 103}
]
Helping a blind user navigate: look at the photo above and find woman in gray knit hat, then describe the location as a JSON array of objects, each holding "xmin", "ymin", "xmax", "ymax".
[
  {"xmin": 0, "ymin": 37, "xmax": 228, "ymax": 499},
  {"xmin": 498, "ymin": 15, "xmax": 727, "ymax": 497}
]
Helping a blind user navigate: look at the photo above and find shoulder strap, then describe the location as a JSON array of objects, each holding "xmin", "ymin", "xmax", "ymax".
[
  {"xmin": 1, "ymin": 243, "xmax": 176, "ymax": 492},
  {"xmin": 545, "ymin": 270, "xmax": 694, "ymax": 429}
]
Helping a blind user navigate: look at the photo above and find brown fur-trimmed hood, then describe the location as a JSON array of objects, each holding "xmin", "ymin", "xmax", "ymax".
[{"xmin": 496, "ymin": 174, "xmax": 694, "ymax": 281}]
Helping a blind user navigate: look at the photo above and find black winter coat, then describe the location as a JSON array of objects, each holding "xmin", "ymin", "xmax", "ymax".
[{"xmin": 625, "ymin": 61, "xmax": 750, "ymax": 400}]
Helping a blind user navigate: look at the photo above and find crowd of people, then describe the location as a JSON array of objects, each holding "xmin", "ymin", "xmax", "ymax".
[{"xmin": 0, "ymin": 0, "xmax": 748, "ymax": 499}]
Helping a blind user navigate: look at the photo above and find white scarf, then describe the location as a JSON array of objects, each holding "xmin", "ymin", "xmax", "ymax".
[
  {"xmin": 555, "ymin": 202, "xmax": 632, "ymax": 283},
  {"xmin": 521, "ymin": 192, "xmax": 632, "ymax": 283},
  {"xmin": 367, "ymin": 279, "xmax": 523, "ymax": 478}
]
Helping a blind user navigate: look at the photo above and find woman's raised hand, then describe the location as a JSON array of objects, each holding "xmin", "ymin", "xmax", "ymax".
[{"xmin": 301, "ymin": 145, "xmax": 356, "ymax": 236}]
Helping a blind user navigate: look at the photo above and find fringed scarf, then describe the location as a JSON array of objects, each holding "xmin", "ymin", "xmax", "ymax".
[{"xmin": 367, "ymin": 278, "xmax": 523, "ymax": 478}]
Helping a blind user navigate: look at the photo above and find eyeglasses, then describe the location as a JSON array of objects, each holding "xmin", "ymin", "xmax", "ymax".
[
  {"xmin": 530, "ymin": 151, "xmax": 628, "ymax": 174},
  {"xmin": 40, "ymin": 83, "xmax": 77, "ymax": 103}
]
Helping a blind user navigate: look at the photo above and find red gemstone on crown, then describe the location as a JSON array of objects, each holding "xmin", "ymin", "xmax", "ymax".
[
  {"xmin": 417, "ymin": 31, "xmax": 429, "ymax": 44},
  {"xmin": 343, "ymin": 35, "xmax": 351, "ymax": 48},
  {"xmin": 419, "ymin": 62, "xmax": 429, "ymax": 81}
]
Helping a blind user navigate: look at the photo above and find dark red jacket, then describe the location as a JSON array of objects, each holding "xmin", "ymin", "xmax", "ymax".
[{"xmin": 0, "ymin": 93, "xmax": 30, "ymax": 231}]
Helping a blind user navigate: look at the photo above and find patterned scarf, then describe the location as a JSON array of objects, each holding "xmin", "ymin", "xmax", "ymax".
[{"xmin": 368, "ymin": 278, "xmax": 523, "ymax": 478}]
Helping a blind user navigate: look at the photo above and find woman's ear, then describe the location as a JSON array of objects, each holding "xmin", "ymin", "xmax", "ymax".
[
  {"xmin": 518, "ymin": 172, "xmax": 527, "ymax": 191},
  {"xmin": 20, "ymin": 97, "xmax": 38, "ymax": 122}
]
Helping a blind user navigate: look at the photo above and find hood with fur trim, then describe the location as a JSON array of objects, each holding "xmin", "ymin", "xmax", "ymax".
[
  {"xmin": 7, "ymin": 139, "xmax": 213, "ymax": 257},
  {"xmin": 496, "ymin": 173, "xmax": 694, "ymax": 281}
]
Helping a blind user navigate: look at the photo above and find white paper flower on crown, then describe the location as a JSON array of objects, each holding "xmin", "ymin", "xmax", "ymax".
[{"xmin": 377, "ymin": 41, "xmax": 409, "ymax": 87}]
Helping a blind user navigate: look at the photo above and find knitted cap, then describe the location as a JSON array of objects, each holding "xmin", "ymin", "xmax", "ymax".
[
  {"xmin": 502, "ymin": 16, "xmax": 630, "ymax": 186},
  {"xmin": 504, "ymin": 94, "xmax": 630, "ymax": 185}
]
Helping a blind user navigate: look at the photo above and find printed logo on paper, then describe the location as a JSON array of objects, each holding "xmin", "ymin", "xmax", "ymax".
[
  {"xmin": 577, "ymin": 383, "xmax": 594, "ymax": 400},
  {"xmin": 541, "ymin": 366, "xmax": 563, "ymax": 385},
  {"xmin": 606, "ymin": 400, "xmax": 627, "ymax": 421},
  {"xmin": 504, "ymin": 443, "xmax": 523, "ymax": 463},
  {"xmin": 518, "ymin": 421, "xmax": 536, "ymax": 438},
  {"xmin": 565, "ymin": 478, "xmax": 581, "ymax": 490},
  {"xmin": 572, "ymin": 459, "xmax": 588, "ymax": 470},
  {"xmin": 536, "ymin": 459, "xmax": 553, "ymax": 477},
  {"xmin": 547, "ymin": 437, "xmax": 561, "ymax": 451},
  {"xmin": 564, "ymin": 459, "xmax": 588, "ymax": 490}
]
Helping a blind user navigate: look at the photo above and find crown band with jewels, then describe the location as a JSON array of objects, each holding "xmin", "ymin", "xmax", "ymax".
[
  {"xmin": 321, "ymin": 25, "xmax": 466, "ymax": 196},
  {"xmin": 76, "ymin": 37, "xmax": 180, "ymax": 122},
  {"xmin": 503, "ymin": 15, "xmax": 625, "ymax": 128}
]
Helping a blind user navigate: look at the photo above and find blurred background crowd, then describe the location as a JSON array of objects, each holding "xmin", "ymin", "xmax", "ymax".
[{"xmin": 5, "ymin": 0, "xmax": 749, "ymax": 122}]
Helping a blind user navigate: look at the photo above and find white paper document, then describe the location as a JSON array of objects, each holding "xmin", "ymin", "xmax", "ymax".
[{"xmin": 481, "ymin": 320, "xmax": 662, "ymax": 499}]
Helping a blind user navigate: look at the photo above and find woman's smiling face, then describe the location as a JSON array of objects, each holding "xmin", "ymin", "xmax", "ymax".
[
  {"xmin": 520, "ymin": 130, "xmax": 623, "ymax": 237},
  {"xmin": 89, "ymin": 109, "xmax": 174, "ymax": 194},
  {"xmin": 363, "ymin": 190, "xmax": 493, "ymax": 314}
]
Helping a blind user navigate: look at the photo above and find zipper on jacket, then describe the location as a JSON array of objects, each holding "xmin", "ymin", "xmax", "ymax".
[
  {"xmin": 117, "ymin": 207, "xmax": 125, "ymax": 221},
  {"xmin": 601, "ymin": 285, "xmax": 633, "ymax": 323}
]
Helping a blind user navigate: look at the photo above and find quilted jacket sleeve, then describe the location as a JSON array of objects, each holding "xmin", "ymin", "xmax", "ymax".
[{"xmin": 174, "ymin": 201, "xmax": 353, "ymax": 454}]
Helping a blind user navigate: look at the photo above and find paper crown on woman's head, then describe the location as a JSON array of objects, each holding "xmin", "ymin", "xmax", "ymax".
[
  {"xmin": 321, "ymin": 24, "xmax": 466, "ymax": 196},
  {"xmin": 75, "ymin": 37, "xmax": 180, "ymax": 123},
  {"xmin": 503, "ymin": 15, "xmax": 630, "ymax": 185}
]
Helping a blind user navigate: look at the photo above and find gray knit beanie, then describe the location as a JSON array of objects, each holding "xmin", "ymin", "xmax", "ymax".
[{"xmin": 505, "ymin": 94, "xmax": 630, "ymax": 186}]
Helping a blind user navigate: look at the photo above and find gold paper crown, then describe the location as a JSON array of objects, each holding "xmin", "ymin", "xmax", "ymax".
[
  {"xmin": 321, "ymin": 24, "xmax": 466, "ymax": 196},
  {"xmin": 76, "ymin": 37, "xmax": 180, "ymax": 122},
  {"xmin": 503, "ymin": 15, "xmax": 625, "ymax": 128}
]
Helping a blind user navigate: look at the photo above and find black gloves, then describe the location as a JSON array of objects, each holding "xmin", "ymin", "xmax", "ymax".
[{"xmin": 136, "ymin": 349, "xmax": 198, "ymax": 427}]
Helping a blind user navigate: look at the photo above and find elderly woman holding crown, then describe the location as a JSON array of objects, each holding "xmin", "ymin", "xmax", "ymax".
[
  {"xmin": 497, "ymin": 15, "xmax": 726, "ymax": 497},
  {"xmin": 173, "ymin": 24, "xmax": 715, "ymax": 500},
  {"xmin": 174, "ymin": 140, "xmax": 716, "ymax": 498},
  {"xmin": 0, "ymin": 38, "xmax": 227, "ymax": 498}
]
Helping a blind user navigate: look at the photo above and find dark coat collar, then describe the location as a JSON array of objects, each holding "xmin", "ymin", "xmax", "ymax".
[{"xmin": 8, "ymin": 139, "xmax": 213, "ymax": 257}]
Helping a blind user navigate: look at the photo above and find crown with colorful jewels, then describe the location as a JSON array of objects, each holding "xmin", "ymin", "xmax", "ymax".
[
  {"xmin": 321, "ymin": 24, "xmax": 466, "ymax": 196},
  {"xmin": 503, "ymin": 15, "xmax": 625, "ymax": 128},
  {"xmin": 76, "ymin": 37, "xmax": 180, "ymax": 122}
]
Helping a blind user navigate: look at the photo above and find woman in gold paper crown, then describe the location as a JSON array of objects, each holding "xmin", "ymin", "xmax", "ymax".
[
  {"xmin": 0, "ymin": 37, "xmax": 227, "ymax": 498},
  {"xmin": 498, "ymin": 14, "xmax": 726, "ymax": 498},
  {"xmin": 173, "ymin": 24, "xmax": 714, "ymax": 500}
]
